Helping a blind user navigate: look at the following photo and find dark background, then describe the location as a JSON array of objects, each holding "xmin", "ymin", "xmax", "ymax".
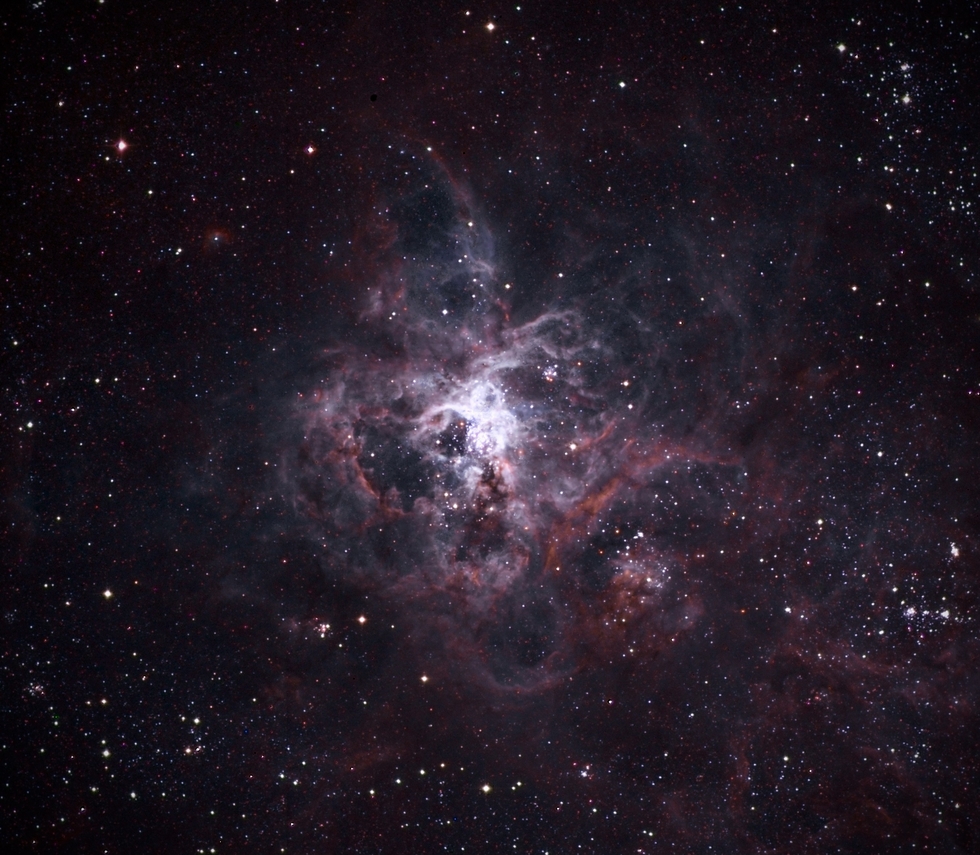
[{"xmin": 3, "ymin": 1, "xmax": 979, "ymax": 852}]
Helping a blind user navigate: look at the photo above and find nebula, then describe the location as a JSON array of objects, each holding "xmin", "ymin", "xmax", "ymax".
[
  {"xmin": 13, "ymin": 5, "xmax": 978, "ymax": 849},
  {"xmin": 287, "ymin": 168, "xmax": 748, "ymax": 705}
]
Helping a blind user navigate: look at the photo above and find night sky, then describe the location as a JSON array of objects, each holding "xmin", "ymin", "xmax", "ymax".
[{"xmin": 4, "ymin": 2, "xmax": 980, "ymax": 852}]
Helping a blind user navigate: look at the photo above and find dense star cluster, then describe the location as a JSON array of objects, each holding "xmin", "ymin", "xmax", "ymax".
[{"xmin": 3, "ymin": 2, "xmax": 979, "ymax": 853}]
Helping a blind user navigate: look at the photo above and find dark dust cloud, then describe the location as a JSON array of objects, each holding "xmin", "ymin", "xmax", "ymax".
[{"xmin": 3, "ymin": 2, "xmax": 980, "ymax": 853}]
